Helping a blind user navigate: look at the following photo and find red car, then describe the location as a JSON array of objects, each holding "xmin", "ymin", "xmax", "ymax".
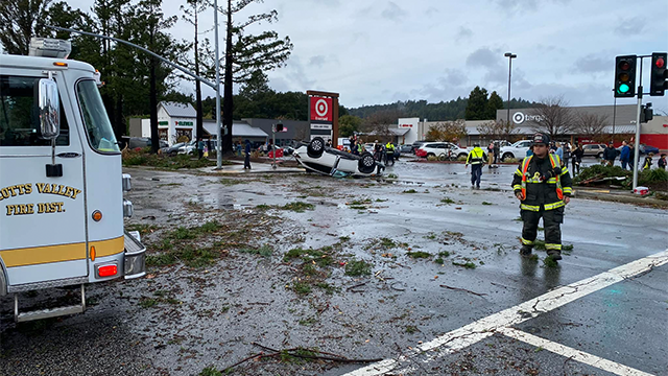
[{"xmin": 268, "ymin": 148, "xmax": 284, "ymax": 159}]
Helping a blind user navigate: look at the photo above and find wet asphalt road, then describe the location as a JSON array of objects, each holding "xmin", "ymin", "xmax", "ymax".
[{"xmin": 1, "ymin": 158, "xmax": 666, "ymax": 376}]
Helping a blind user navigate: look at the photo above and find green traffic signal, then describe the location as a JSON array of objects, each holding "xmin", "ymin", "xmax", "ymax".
[{"xmin": 618, "ymin": 83, "xmax": 630, "ymax": 93}]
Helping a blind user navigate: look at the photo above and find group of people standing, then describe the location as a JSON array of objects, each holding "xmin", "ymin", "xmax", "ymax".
[
  {"xmin": 347, "ymin": 136, "xmax": 397, "ymax": 166},
  {"xmin": 613, "ymin": 141, "xmax": 666, "ymax": 171}
]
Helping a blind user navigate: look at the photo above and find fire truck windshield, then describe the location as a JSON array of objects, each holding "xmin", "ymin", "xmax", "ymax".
[{"xmin": 76, "ymin": 79, "xmax": 119, "ymax": 153}]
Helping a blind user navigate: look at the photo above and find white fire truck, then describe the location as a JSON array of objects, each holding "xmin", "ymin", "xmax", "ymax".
[{"xmin": 0, "ymin": 38, "xmax": 146, "ymax": 322}]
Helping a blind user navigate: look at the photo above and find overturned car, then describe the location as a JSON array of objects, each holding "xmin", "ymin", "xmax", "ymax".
[{"xmin": 293, "ymin": 137, "xmax": 384, "ymax": 177}]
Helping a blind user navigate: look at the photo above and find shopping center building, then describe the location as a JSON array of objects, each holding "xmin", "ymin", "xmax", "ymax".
[{"xmin": 398, "ymin": 104, "xmax": 667, "ymax": 150}]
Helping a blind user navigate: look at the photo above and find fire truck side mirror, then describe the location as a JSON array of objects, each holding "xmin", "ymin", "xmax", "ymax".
[{"xmin": 37, "ymin": 78, "xmax": 60, "ymax": 140}]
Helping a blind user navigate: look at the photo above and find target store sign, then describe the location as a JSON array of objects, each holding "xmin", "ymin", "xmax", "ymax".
[{"xmin": 310, "ymin": 96, "xmax": 333, "ymax": 122}]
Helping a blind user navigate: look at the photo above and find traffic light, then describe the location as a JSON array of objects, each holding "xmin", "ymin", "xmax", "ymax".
[
  {"xmin": 650, "ymin": 52, "xmax": 667, "ymax": 96},
  {"xmin": 640, "ymin": 103, "xmax": 653, "ymax": 123},
  {"xmin": 614, "ymin": 55, "xmax": 636, "ymax": 98},
  {"xmin": 275, "ymin": 122, "xmax": 284, "ymax": 132}
]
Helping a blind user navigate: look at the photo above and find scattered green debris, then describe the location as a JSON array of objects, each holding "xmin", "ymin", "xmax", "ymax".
[
  {"xmin": 403, "ymin": 189, "xmax": 418, "ymax": 194},
  {"xmin": 375, "ymin": 198, "xmax": 388, "ymax": 202},
  {"xmin": 452, "ymin": 261, "xmax": 477, "ymax": 269},
  {"xmin": 298, "ymin": 316, "xmax": 318, "ymax": 326},
  {"xmin": 139, "ymin": 298, "xmax": 158, "ymax": 308},
  {"xmin": 405, "ymin": 325, "xmax": 418, "ymax": 334},
  {"xmin": 199, "ymin": 366, "xmax": 222, "ymax": 376},
  {"xmin": 292, "ymin": 281, "xmax": 312, "ymax": 295},
  {"xmin": 406, "ymin": 251, "xmax": 431, "ymax": 259},
  {"xmin": 441, "ymin": 197, "xmax": 455, "ymax": 204},
  {"xmin": 380, "ymin": 238, "xmax": 396, "ymax": 249},
  {"xmin": 386, "ymin": 173, "xmax": 398, "ymax": 179},
  {"xmin": 349, "ymin": 205, "xmax": 367, "ymax": 210},
  {"xmin": 482, "ymin": 201, "xmax": 493, "ymax": 206},
  {"xmin": 438, "ymin": 251, "xmax": 451, "ymax": 257},
  {"xmin": 219, "ymin": 178, "xmax": 244, "ymax": 186},
  {"xmin": 424, "ymin": 233, "xmax": 437, "ymax": 240},
  {"xmin": 543, "ymin": 256, "xmax": 559, "ymax": 268},
  {"xmin": 281, "ymin": 202, "xmax": 315, "ymax": 212},
  {"xmin": 125, "ymin": 223, "xmax": 160, "ymax": 237},
  {"xmin": 345, "ymin": 259, "xmax": 372, "ymax": 276},
  {"xmin": 239, "ymin": 244, "xmax": 273, "ymax": 257},
  {"xmin": 435, "ymin": 258, "xmax": 444, "ymax": 265},
  {"xmin": 339, "ymin": 236, "xmax": 351, "ymax": 242}
]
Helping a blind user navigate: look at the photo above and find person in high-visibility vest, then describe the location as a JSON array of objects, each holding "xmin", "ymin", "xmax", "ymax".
[
  {"xmin": 512, "ymin": 133, "xmax": 573, "ymax": 261},
  {"xmin": 465, "ymin": 142, "xmax": 487, "ymax": 189},
  {"xmin": 385, "ymin": 142, "xmax": 395, "ymax": 166}
]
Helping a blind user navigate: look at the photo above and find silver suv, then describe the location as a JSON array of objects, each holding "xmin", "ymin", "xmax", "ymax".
[{"xmin": 582, "ymin": 144, "xmax": 606, "ymax": 158}]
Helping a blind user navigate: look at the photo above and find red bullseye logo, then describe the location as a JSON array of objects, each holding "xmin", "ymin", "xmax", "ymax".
[
  {"xmin": 310, "ymin": 97, "xmax": 333, "ymax": 121},
  {"xmin": 315, "ymin": 99, "xmax": 328, "ymax": 117}
]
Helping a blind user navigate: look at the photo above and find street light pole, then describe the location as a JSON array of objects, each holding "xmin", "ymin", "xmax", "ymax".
[
  {"xmin": 504, "ymin": 52, "xmax": 517, "ymax": 126},
  {"xmin": 214, "ymin": 0, "xmax": 223, "ymax": 169}
]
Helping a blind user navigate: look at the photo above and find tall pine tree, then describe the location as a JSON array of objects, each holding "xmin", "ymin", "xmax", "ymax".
[{"xmin": 465, "ymin": 86, "xmax": 489, "ymax": 120}]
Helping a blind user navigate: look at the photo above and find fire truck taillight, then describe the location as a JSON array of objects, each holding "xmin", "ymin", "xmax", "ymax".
[{"xmin": 97, "ymin": 264, "xmax": 118, "ymax": 278}]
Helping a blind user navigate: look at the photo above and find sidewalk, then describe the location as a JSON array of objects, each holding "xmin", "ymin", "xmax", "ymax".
[{"xmin": 199, "ymin": 160, "xmax": 305, "ymax": 175}]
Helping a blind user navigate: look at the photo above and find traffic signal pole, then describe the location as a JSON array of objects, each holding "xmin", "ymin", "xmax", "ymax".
[
  {"xmin": 632, "ymin": 86, "xmax": 642, "ymax": 190},
  {"xmin": 632, "ymin": 56, "xmax": 646, "ymax": 191}
]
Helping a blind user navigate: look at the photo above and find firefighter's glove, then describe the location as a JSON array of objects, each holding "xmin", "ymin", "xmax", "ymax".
[{"xmin": 540, "ymin": 167, "xmax": 562, "ymax": 182}]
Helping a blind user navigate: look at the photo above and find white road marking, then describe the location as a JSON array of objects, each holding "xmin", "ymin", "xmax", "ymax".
[
  {"xmin": 499, "ymin": 327, "xmax": 655, "ymax": 376},
  {"xmin": 343, "ymin": 249, "xmax": 668, "ymax": 376}
]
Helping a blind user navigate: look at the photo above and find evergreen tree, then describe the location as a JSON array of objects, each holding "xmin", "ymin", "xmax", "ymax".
[
  {"xmin": 465, "ymin": 86, "xmax": 489, "ymax": 120},
  {"xmin": 205, "ymin": 0, "xmax": 293, "ymax": 154},
  {"xmin": 485, "ymin": 91, "xmax": 504, "ymax": 120}
]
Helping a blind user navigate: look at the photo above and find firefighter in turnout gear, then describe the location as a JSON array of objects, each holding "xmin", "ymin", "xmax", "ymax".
[
  {"xmin": 512, "ymin": 133, "xmax": 573, "ymax": 261},
  {"xmin": 466, "ymin": 142, "xmax": 487, "ymax": 189}
]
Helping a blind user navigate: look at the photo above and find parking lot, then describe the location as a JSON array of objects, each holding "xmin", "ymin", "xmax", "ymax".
[{"xmin": 1, "ymin": 158, "xmax": 667, "ymax": 376}]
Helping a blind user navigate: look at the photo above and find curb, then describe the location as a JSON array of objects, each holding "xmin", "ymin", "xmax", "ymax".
[{"xmin": 574, "ymin": 189, "xmax": 668, "ymax": 208}]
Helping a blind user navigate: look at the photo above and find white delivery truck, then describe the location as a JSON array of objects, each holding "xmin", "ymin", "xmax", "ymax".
[{"xmin": 0, "ymin": 38, "xmax": 146, "ymax": 322}]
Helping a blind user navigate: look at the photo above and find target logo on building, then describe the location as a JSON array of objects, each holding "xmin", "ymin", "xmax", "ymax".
[
  {"xmin": 513, "ymin": 112, "xmax": 526, "ymax": 124},
  {"xmin": 310, "ymin": 96, "xmax": 333, "ymax": 122}
]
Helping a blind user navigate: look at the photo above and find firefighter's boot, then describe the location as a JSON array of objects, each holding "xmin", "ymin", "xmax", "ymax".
[
  {"xmin": 547, "ymin": 250, "xmax": 562, "ymax": 261},
  {"xmin": 519, "ymin": 245, "xmax": 533, "ymax": 258}
]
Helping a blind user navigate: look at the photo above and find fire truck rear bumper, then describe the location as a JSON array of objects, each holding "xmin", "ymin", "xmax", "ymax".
[{"xmin": 124, "ymin": 230, "xmax": 146, "ymax": 279}]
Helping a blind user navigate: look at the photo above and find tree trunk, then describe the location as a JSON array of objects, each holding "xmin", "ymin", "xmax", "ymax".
[
  {"xmin": 114, "ymin": 94, "xmax": 124, "ymax": 142},
  {"xmin": 222, "ymin": 0, "xmax": 234, "ymax": 154}
]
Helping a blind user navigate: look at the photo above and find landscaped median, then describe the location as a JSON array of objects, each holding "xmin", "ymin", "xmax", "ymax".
[{"xmin": 573, "ymin": 165, "xmax": 668, "ymax": 208}]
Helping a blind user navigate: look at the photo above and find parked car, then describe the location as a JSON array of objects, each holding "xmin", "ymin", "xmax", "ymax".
[
  {"xmin": 416, "ymin": 142, "xmax": 468, "ymax": 160},
  {"xmin": 398, "ymin": 144, "xmax": 414, "ymax": 154},
  {"xmin": 178, "ymin": 140, "xmax": 197, "ymax": 155},
  {"xmin": 161, "ymin": 142, "xmax": 185, "ymax": 156},
  {"xmin": 293, "ymin": 137, "xmax": 383, "ymax": 177},
  {"xmin": 639, "ymin": 144, "xmax": 660, "ymax": 155},
  {"xmin": 125, "ymin": 137, "xmax": 167, "ymax": 150},
  {"xmin": 412, "ymin": 140, "xmax": 428, "ymax": 152},
  {"xmin": 581, "ymin": 144, "xmax": 606, "ymax": 158},
  {"xmin": 499, "ymin": 140, "xmax": 533, "ymax": 161}
]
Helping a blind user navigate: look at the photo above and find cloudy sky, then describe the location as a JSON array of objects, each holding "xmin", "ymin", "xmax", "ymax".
[{"xmin": 68, "ymin": 0, "xmax": 668, "ymax": 113}]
